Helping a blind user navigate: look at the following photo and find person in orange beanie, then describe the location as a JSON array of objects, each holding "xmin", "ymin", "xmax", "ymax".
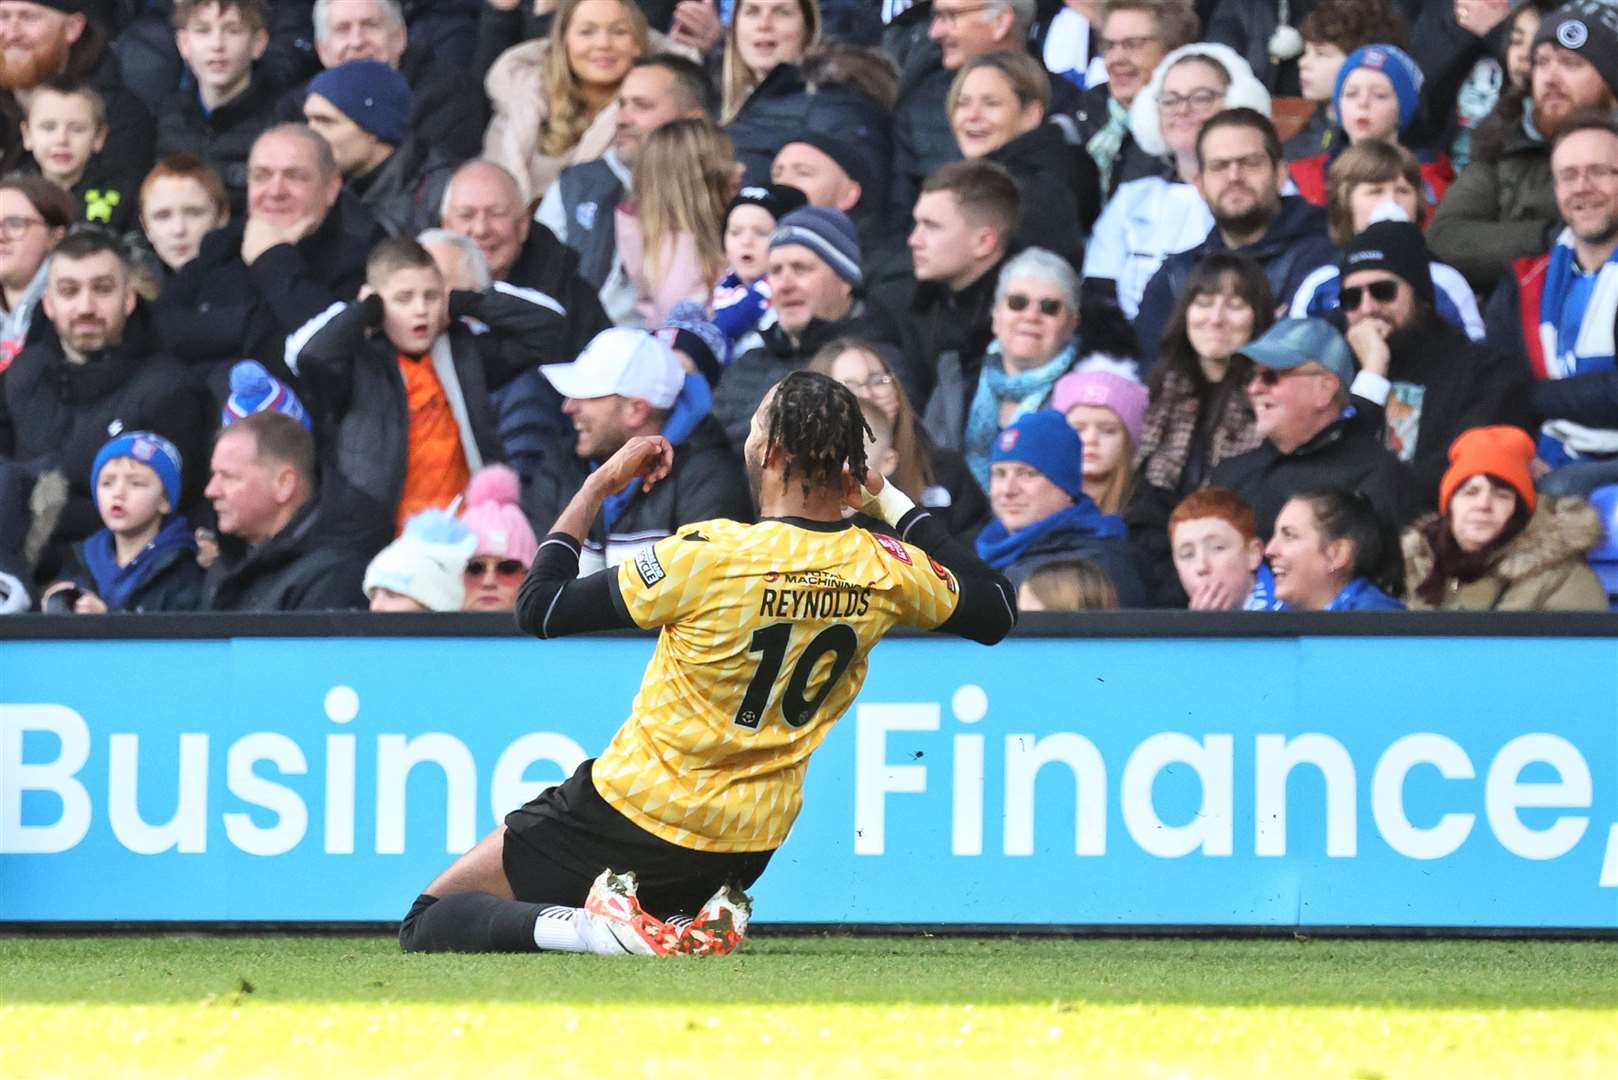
[{"xmin": 1401, "ymin": 425, "xmax": 1608, "ymax": 610}]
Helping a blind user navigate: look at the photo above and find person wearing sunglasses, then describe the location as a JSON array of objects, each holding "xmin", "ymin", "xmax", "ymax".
[
  {"xmin": 926, "ymin": 246, "xmax": 1134, "ymax": 491},
  {"xmin": 1208, "ymin": 316, "xmax": 1415, "ymax": 540},
  {"xmin": 455, "ymin": 464, "xmax": 540, "ymax": 612},
  {"xmin": 1336, "ymin": 220, "xmax": 1529, "ymax": 511}
]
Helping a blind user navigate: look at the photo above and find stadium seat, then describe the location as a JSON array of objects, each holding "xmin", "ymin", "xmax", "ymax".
[{"xmin": 1583, "ymin": 484, "xmax": 1618, "ymax": 610}]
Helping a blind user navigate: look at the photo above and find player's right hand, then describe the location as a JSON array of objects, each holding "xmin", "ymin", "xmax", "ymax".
[{"xmin": 595, "ymin": 435, "xmax": 675, "ymax": 494}]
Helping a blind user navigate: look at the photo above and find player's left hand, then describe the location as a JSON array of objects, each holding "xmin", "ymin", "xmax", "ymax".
[
  {"xmin": 595, "ymin": 435, "xmax": 675, "ymax": 494},
  {"xmin": 842, "ymin": 464, "xmax": 884, "ymax": 514}
]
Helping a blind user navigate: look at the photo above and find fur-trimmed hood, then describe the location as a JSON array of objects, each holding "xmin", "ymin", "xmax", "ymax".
[
  {"xmin": 1128, "ymin": 43, "xmax": 1271, "ymax": 158},
  {"xmin": 1403, "ymin": 496, "xmax": 1604, "ymax": 588}
]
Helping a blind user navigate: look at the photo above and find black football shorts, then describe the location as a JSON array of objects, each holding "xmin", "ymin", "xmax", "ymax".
[{"xmin": 503, "ymin": 758, "xmax": 774, "ymax": 918}]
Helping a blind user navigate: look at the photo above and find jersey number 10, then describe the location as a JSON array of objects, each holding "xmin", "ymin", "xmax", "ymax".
[{"xmin": 732, "ymin": 622, "xmax": 859, "ymax": 730}]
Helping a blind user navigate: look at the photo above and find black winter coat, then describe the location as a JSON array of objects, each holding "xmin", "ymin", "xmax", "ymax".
[
  {"xmin": 288, "ymin": 298, "xmax": 508, "ymax": 556},
  {"xmin": 987, "ymin": 122, "xmax": 1098, "ymax": 265},
  {"xmin": 1363, "ymin": 312, "xmax": 1534, "ymax": 508},
  {"xmin": 156, "ymin": 193, "xmax": 382, "ymax": 397},
  {"xmin": 349, "ymin": 136, "xmax": 456, "ymax": 238},
  {"xmin": 203, "ymin": 500, "xmax": 369, "ymax": 612},
  {"xmin": 1208, "ymin": 408, "xmax": 1418, "ymax": 541},
  {"xmin": 503, "ymin": 224, "xmax": 613, "ymax": 361},
  {"xmin": 1135, "ymin": 196, "xmax": 1337, "ymax": 367},
  {"xmin": 154, "ymin": 77, "xmax": 283, "ymax": 214},
  {"xmin": 0, "ymin": 309, "xmax": 209, "ymax": 576},
  {"xmin": 867, "ymin": 257, "xmax": 1004, "ymax": 409},
  {"xmin": 0, "ymin": 29, "xmax": 157, "ymax": 186}
]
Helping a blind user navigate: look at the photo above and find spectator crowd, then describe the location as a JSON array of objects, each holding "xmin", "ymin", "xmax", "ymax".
[{"xmin": 5, "ymin": 0, "xmax": 1618, "ymax": 617}]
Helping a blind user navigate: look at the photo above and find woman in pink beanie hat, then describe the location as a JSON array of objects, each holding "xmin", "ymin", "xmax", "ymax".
[
  {"xmin": 1051, "ymin": 370, "xmax": 1148, "ymax": 515},
  {"xmin": 458, "ymin": 465, "xmax": 540, "ymax": 612}
]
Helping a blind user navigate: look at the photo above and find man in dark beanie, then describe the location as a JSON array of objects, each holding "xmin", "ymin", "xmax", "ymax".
[
  {"xmin": 0, "ymin": 0, "xmax": 155, "ymax": 179},
  {"xmin": 1430, "ymin": 0, "xmax": 1618, "ymax": 292},
  {"xmin": 711, "ymin": 206, "xmax": 878, "ymax": 453},
  {"xmin": 1339, "ymin": 220, "xmax": 1532, "ymax": 508},
  {"xmin": 302, "ymin": 58, "xmax": 452, "ymax": 238}
]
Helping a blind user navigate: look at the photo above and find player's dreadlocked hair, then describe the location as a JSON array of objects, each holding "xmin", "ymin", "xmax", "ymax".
[{"xmin": 764, "ymin": 370, "xmax": 871, "ymax": 500}]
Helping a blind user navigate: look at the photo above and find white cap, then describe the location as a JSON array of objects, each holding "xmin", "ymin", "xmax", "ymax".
[{"xmin": 541, "ymin": 328, "xmax": 684, "ymax": 408}]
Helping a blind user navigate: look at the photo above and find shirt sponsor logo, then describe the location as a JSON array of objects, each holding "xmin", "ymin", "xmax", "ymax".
[
  {"xmin": 873, "ymin": 533, "xmax": 912, "ymax": 564},
  {"xmin": 635, "ymin": 547, "xmax": 665, "ymax": 587}
]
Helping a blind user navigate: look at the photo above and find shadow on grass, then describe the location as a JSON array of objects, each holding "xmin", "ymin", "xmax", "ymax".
[{"xmin": 1, "ymin": 936, "xmax": 1615, "ymax": 1010}]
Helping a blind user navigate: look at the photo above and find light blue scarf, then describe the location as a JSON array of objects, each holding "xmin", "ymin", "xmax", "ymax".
[{"xmin": 965, "ymin": 341, "xmax": 1075, "ymax": 488}]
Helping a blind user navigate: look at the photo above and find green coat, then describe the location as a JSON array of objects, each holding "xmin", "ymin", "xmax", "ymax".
[
  {"xmin": 1402, "ymin": 498, "xmax": 1609, "ymax": 612},
  {"xmin": 1426, "ymin": 123, "xmax": 1556, "ymax": 294}
]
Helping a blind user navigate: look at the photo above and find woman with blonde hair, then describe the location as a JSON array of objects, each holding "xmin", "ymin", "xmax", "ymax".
[
  {"xmin": 484, "ymin": 0, "xmax": 671, "ymax": 203},
  {"xmin": 720, "ymin": 0, "xmax": 821, "ymax": 123},
  {"xmin": 620, "ymin": 117, "xmax": 738, "ymax": 324}
]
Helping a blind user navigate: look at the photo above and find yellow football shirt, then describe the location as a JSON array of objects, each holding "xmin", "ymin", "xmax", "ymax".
[{"xmin": 593, "ymin": 517, "xmax": 962, "ymax": 852}]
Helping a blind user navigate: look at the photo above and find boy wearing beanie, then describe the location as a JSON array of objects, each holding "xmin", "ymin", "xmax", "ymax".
[
  {"xmin": 1288, "ymin": 43, "xmax": 1453, "ymax": 208},
  {"xmin": 711, "ymin": 206, "xmax": 874, "ymax": 451},
  {"xmin": 973, "ymin": 409, "xmax": 1144, "ymax": 605},
  {"xmin": 41, "ymin": 432, "xmax": 203, "ymax": 613}
]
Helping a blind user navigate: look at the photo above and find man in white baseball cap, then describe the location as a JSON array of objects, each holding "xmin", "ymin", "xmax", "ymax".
[{"xmin": 532, "ymin": 327, "xmax": 753, "ymax": 573}]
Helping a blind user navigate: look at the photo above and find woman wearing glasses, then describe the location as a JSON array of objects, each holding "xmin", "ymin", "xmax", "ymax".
[
  {"xmin": 924, "ymin": 246, "xmax": 1135, "ymax": 490},
  {"xmin": 809, "ymin": 337, "xmax": 990, "ymax": 541},
  {"xmin": 0, "ymin": 175, "xmax": 74, "ymax": 366},
  {"xmin": 946, "ymin": 50, "xmax": 1098, "ymax": 265},
  {"xmin": 1084, "ymin": 42, "xmax": 1269, "ymax": 320},
  {"xmin": 458, "ymin": 464, "xmax": 540, "ymax": 612},
  {"xmin": 1124, "ymin": 252, "xmax": 1271, "ymax": 606}
]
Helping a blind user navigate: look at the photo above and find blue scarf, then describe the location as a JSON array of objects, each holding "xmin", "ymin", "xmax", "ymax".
[
  {"xmin": 1538, "ymin": 227, "xmax": 1618, "ymax": 463},
  {"xmin": 965, "ymin": 341, "xmax": 1075, "ymax": 488},
  {"xmin": 1275, "ymin": 576, "xmax": 1404, "ymax": 612},
  {"xmin": 974, "ymin": 500, "xmax": 1125, "ymax": 571},
  {"xmin": 596, "ymin": 373, "xmax": 712, "ymax": 533},
  {"xmin": 79, "ymin": 515, "xmax": 196, "ymax": 611},
  {"xmin": 1243, "ymin": 563, "xmax": 1280, "ymax": 610}
]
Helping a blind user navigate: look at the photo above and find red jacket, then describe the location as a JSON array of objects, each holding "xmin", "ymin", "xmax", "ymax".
[{"xmin": 1290, "ymin": 150, "xmax": 1455, "ymax": 213}]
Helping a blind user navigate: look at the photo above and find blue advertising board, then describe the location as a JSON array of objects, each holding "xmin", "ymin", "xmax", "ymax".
[{"xmin": 3, "ymin": 626, "xmax": 1616, "ymax": 928}]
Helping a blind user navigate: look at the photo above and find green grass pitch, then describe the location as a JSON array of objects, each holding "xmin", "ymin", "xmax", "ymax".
[{"xmin": 1, "ymin": 935, "xmax": 1614, "ymax": 1078}]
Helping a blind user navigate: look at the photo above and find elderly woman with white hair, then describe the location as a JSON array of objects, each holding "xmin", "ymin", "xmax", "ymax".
[
  {"xmin": 1083, "ymin": 42, "xmax": 1271, "ymax": 319},
  {"xmin": 924, "ymin": 247, "xmax": 1135, "ymax": 488}
]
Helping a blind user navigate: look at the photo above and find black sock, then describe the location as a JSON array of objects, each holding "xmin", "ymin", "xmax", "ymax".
[{"xmin": 398, "ymin": 891, "xmax": 546, "ymax": 953}]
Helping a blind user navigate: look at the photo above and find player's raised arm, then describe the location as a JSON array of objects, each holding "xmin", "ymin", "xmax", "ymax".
[
  {"xmin": 851, "ymin": 468, "xmax": 1018, "ymax": 645},
  {"xmin": 513, "ymin": 436, "xmax": 674, "ymax": 639}
]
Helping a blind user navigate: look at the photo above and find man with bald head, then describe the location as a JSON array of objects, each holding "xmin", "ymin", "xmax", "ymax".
[
  {"xmin": 441, "ymin": 158, "xmax": 609, "ymax": 362},
  {"xmin": 157, "ymin": 122, "xmax": 385, "ymax": 397}
]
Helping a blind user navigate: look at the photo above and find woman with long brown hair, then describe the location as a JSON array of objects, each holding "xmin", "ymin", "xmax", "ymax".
[{"xmin": 619, "ymin": 117, "xmax": 738, "ymax": 325}]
